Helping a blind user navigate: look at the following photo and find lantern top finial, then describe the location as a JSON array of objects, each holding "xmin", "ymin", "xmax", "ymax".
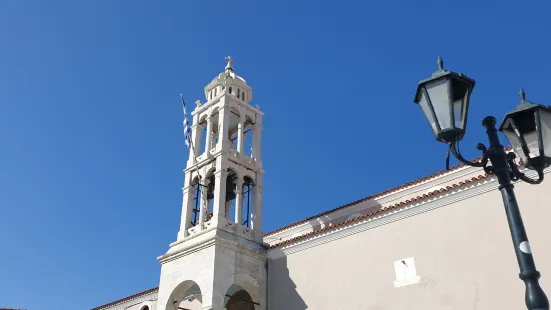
[
  {"xmin": 437, "ymin": 56, "xmax": 444, "ymax": 71},
  {"xmin": 520, "ymin": 88, "xmax": 526, "ymax": 102},
  {"xmin": 225, "ymin": 56, "xmax": 234, "ymax": 72}
]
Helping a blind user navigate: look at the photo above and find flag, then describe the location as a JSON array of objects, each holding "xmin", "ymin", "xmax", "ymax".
[{"xmin": 180, "ymin": 93, "xmax": 192, "ymax": 149}]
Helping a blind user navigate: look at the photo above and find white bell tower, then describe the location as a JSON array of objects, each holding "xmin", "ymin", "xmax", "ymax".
[{"xmin": 156, "ymin": 57, "xmax": 267, "ymax": 310}]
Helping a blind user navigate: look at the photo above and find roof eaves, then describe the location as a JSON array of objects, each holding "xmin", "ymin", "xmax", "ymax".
[
  {"xmin": 265, "ymin": 160, "xmax": 478, "ymax": 237},
  {"xmin": 90, "ymin": 287, "xmax": 159, "ymax": 310},
  {"xmin": 269, "ymin": 173, "xmax": 490, "ymax": 248}
]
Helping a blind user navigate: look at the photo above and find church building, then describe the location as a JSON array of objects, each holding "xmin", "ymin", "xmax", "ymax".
[{"xmin": 91, "ymin": 58, "xmax": 551, "ymax": 310}]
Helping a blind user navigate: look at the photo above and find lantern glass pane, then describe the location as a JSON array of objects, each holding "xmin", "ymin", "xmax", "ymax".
[
  {"xmin": 523, "ymin": 129, "xmax": 540, "ymax": 159},
  {"xmin": 425, "ymin": 78, "xmax": 452, "ymax": 130},
  {"xmin": 450, "ymin": 77, "xmax": 472, "ymax": 130},
  {"xmin": 539, "ymin": 109, "xmax": 551, "ymax": 157},
  {"xmin": 453, "ymin": 87, "xmax": 470, "ymax": 130},
  {"xmin": 418, "ymin": 89, "xmax": 438, "ymax": 135},
  {"xmin": 503, "ymin": 127, "xmax": 528, "ymax": 165},
  {"xmin": 453, "ymin": 98, "xmax": 463, "ymax": 129}
]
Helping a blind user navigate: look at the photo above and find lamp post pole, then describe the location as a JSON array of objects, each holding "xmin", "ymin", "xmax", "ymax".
[
  {"xmin": 482, "ymin": 116, "xmax": 549, "ymax": 310},
  {"xmin": 414, "ymin": 57, "xmax": 551, "ymax": 310}
]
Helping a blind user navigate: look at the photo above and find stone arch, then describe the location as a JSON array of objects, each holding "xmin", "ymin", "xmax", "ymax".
[
  {"xmin": 190, "ymin": 174, "xmax": 201, "ymax": 187},
  {"xmin": 210, "ymin": 106, "xmax": 220, "ymax": 118},
  {"xmin": 225, "ymin": 168, "xmax": 239, "ymax": 220},
  {"xmin": 204, "ymin": 166, "xmax": 217, "ymax": 179},
  {"xmin": 242, "ymin": 116, "xmax": 255, "ymax": 157},
  {"xmin": 225, "ymin": 289, "xmax": 255, "ymax": 310},
  {"xmin": 242, "ymin": 173, "xmax": 256, "ymax": 185},
  {"xmin": 196, "ymin": 114, "xmax": 208, "ymax": 155},
  {"xmin": 165, "ymin": 280, "xmax": 203, "ymax": 310},
  {"xmin": 210, "ymin": 108, "xmax": 221, "ymax": 148},
  {"xmin": 244, "ymin": 115, "xmax": 254, "ymax": 128},
  {"xmin": 228, "ymin": 107, "xmax": 242, "ymax": 151},
  {"xmin": 224, "ymin": 274, "xmax": 262, "ymax": 310},
  {"xmin": 199, "ymin": 113, "xmax": 209, "ymax": 124}
]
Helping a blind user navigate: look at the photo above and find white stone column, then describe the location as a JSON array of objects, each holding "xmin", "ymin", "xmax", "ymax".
[
  {"xmin": 217, "ymin": 107, "xmax": 231, "ymax": 152},
  {"xmin": 198, "ymin": 177, "xmax": 210, "ymax": 229},
  {"xmin": 237, "ymin": 115, "xmax": 245, "ymax": 155},
  {"xmin": 234, "ymin": 178, "xmax": 244, "ymax": 224},
  {"xmin": 251, "ymin": 185, "xmax": 264, "ymax": 241},
  {"xmin": 212, "ymin": 169, "xmax": 228, "ymax": 220},
  {"xmin": 190, "ymin": 123, "xmax": 202, "ymax": 160},
  {"xmin": 251, "ymin": 170, "xmax": 263, "ymax": 240},
  {"xmin": 178, "ymin": 184, "xmax": 195, "ymax": 239},
  {"xmin": 205, "ymin": 116, "xmax": 213, "ymax": 154},
  {"xmin": 252, "ymin": 123, "xmax": 262, "ymax": 160}
]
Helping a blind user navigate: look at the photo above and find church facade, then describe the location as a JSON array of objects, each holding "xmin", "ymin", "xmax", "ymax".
[{"xmin": 91, "ymin": 58, "xmax": 551, "ymax": 310}]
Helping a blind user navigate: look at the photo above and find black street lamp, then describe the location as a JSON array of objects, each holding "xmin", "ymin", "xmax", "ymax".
[{"xmin": 414, "ymin": 57, "xmax": 551, "ymax": 310}]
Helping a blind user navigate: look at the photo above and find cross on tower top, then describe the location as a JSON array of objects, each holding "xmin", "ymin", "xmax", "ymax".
[{"xmin": 225, "ymin": 56, "xmax": 234, "ymax": 71}]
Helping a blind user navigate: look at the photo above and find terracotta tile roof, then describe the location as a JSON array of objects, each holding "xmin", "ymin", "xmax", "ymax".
[
  {"xmin": 265, "ymin": 158, "xmax": 483, "ymax": 237},
  {"xmin": 91, "ymin": 287, "xmax": 158, "ymax": 310},
  {"xmin": 269, "ymin": 173, "xmax": 490, "ymax": 248}
]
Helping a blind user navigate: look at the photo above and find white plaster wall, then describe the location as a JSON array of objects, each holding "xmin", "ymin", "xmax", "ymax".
[{"xmin": 268, "ymin": 172, "xmax": 551, "ymax": 310}]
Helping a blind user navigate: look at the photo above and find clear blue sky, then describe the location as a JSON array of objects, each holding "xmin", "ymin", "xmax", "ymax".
[{"xmin": 1, "ymin": 1, "xmax": 550, "ymax": 309}]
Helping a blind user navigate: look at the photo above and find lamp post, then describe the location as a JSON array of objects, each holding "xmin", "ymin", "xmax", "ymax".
[{"xmin": 413, "ymin": 57, "xmax": 551, "ymax": 310}]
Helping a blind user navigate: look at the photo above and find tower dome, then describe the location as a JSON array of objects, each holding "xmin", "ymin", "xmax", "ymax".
[{"xmin": 204, "ymin": 56, "xmax": 252, "ymax": 103}]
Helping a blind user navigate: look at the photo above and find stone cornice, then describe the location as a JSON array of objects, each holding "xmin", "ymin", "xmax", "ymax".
[
  {"xmin": 159, "ymin": 228, "xmax": 267, "ymax": 264},
  {"xmin": 263, "ymin": 165, "xmax": 477, "ymax": 242},
  {"xmin": 90, "ymin": 288, "xmax": 158, "ymax": 310}
]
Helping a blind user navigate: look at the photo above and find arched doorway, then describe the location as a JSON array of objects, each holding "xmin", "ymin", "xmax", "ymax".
[{"xmin": 225, "ymin": 288, "xmax": 256, "ymax": 310}]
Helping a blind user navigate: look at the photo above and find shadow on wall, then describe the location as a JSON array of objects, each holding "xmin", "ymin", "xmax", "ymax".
[
  {"xmin": 268, "ymin": 255, "xmax": 308, "ymax": 310},
  {"xmin": 267, "ymin": 199, "xmax": 387, "ymax": 309}
]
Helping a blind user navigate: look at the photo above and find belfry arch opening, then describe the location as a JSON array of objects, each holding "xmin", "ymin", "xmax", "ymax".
[
  {"xmin": 206, "ymin": 173, "xmax": 215, "ymax": 221},
  {"xmin": 243, "ymin": 117, "xmax": 254, "ymax": 158},
  {"xmin": 167, "ymin": 280, "xmax": 202, "ymax": 310},
  {"xmin": 242, "ymin": 176, "xmax": 255, "ymax": 227},
  {"xmin": 190, "ymin": 176, "xmax": 202, "ymax": 227},
  {"xmin": 198, "ymin": 117, "xmax": 207, "ymax": 155},
  {"xmin": 211, "ymin": 109, "xmax": 220, "ymax": 148},
  {"xmin": 225, "ymin": 169, "xmax": 238, "ymax": 221},
  {"xmin": 227, "ymin": 107, "xmax": 241, "ymax": 152}
]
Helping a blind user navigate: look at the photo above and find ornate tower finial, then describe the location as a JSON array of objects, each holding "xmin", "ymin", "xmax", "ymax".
[
  {"xmin": 520, "ymin": 88, "xmax": 526, "ymax": 102},
  {"xmin": 225, "ymin": 56, "xmax": 234, "ymax": 72},
  {"xmin": 437, "ymin": 56, "xmax": 444, "ymax": 70}
]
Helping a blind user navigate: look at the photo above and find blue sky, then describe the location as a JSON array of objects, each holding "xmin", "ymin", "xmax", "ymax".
[{"xmin": 1, "ymin": 1, "xmax": 550, "ymax": 309}]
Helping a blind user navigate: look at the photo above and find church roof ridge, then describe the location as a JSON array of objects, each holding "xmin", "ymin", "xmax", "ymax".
[
  {"xmin": 90, "ymin": 287, "xmax": 158, "ymax": 310},
  {"xmin": 269, "ymin": 172, "xmax": 492, "ymax": 248}
]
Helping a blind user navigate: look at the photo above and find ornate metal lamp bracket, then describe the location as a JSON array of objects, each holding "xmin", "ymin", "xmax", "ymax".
[
  {"xmin": 448, "ymin": 141, "xmax": 543, "ymax": 184},
  {"xmin": 448, "ymin": 141, "xmax": 490, "ymax": 171},
  {"xmin": 506, "ymin": 152, "xmax": 544, "ymax": 185}
]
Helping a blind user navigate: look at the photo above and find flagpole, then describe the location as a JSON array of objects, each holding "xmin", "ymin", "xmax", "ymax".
[
  {"xmin": 180, "ymin": 93, "xmax": 202, "ymax": 181},
  {"xmin": 180, "ymin": 93, "xmax": 204, "ymax": 227}
]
